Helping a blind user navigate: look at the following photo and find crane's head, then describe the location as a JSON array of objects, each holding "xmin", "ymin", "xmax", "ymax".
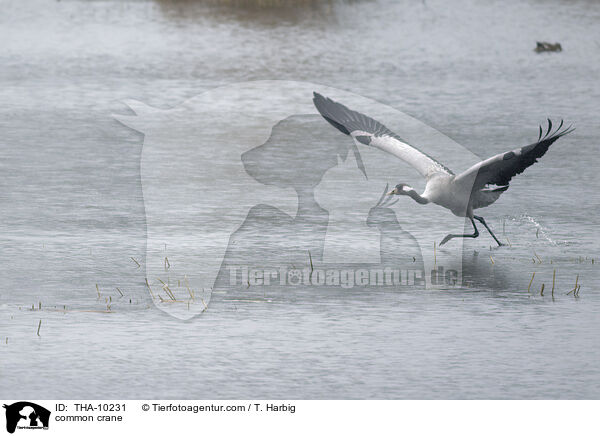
[{"xmin": 387, "ymin": 183, "xmax": 412, "ymax": 196}]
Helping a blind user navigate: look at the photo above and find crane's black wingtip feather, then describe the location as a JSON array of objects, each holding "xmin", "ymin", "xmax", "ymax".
[
  {"xmin": 541, "ymin": 118, "xmax": 553, "ymax": 139},
  {"xmin": 561, "ymin": 124, "xmax": 575, "ymax": 136},
  {"xmin": 312, "ymin": 92, "xmax": 352, "ymax": 136},
  {"xmin": 312, "ymin": 92, "xmax": 324, "ymax": 107},
  {"xmin": 535, "ymin": 118, "xmax": 575, "ymax": 143},
  {"xmin": 555, "ymin": 121, "xmax": 574, "ymax": 137}
]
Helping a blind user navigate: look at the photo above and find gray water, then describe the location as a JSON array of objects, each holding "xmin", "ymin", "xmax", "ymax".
[{"xmin": 1, "ymin": 0, "xmax": 600, "ymax": 399}]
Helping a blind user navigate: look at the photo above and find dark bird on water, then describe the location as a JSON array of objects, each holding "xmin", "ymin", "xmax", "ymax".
[{"xmin": 535, "ymin": 41, "xmax": 562, "ymax": 52}]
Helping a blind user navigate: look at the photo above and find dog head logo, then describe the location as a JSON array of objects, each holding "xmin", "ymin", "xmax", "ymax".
[{"xmin": 3, "ymin": 402, "xmax": 50, "ymax": 434}]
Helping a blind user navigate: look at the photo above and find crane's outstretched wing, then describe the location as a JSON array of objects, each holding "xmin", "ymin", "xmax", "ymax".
[
  {"xmin": 313, "ymin": 92, "xmax": 453, "ymax": 179},
  {"xmin": 454, "ymin": 119, "xmax": 574, "ymax": 191}
]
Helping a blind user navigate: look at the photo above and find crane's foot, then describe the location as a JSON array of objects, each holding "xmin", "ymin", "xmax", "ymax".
[
  {"xmin": 440, "ymin": 218, "xmax": 479, "ymax": 246},
  {"xmin": 474, "ymin": 215, "xmax": 503, "ymax": 247},
  {"xmin": 440, "ymin": 234, "xmax": 454, "ymax": 246}
]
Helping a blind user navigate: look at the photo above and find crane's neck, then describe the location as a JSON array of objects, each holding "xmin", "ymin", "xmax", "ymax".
[{"xmin": 404, "ymin": 187, "xmax": 429, "ymax": 204}]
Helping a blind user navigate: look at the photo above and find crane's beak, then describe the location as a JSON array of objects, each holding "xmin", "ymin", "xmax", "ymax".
[{"xmin": 387, "ymin": 188, "xmax": 398, "ymax": 195}]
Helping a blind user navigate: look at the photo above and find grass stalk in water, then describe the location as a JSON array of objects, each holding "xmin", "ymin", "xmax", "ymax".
[
  {"xmin": 158, "ymin": 278, "xmax": 176, "ymax": 300},
  {"xmin": 145, "ymin": 278, "xmax": 156, "ymax": 300},
  {"xmin": 185, "ymin": 275, "xmax": 195, "ymax": 300},
  {"xmin": 567, "ymin": 274, "xmax": 579, "ymax": 295},
  {"xmin": 527, "ymin": 272, "xmax": 535, "ymax": 293}
]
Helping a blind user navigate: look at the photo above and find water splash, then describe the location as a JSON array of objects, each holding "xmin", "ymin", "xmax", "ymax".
[{"xmin": 505, "ymin": 214, "xmax": 558, "ymax": 246}]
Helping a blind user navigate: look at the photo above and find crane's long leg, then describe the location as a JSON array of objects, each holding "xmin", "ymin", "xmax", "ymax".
[
  {"xmin": 474, "ymin": 215, "xmax": 503, "ymax": 246},
  {"xmin": 440, "ymin": 217, "xmax": 479, "ymax": 246}
]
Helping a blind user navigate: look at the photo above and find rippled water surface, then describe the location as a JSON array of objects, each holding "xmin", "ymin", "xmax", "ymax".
[{"xmin": 1, "ymin": 0, "xmax": 599, "ymax": 398}]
